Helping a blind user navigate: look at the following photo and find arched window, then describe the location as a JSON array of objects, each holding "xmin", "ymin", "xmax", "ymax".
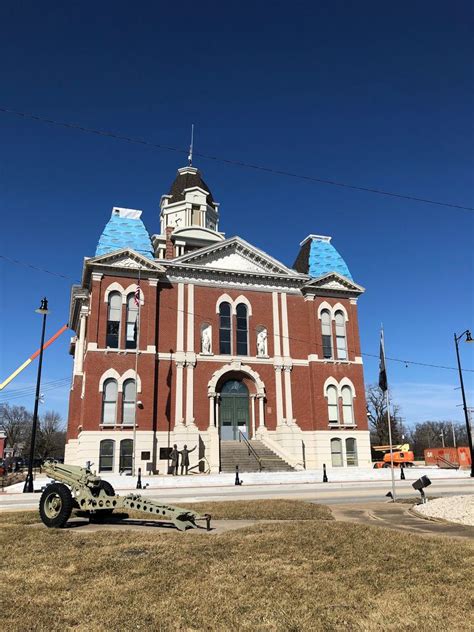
[
  {"xmin": 236, "ymin": 303, "xmax": 248, "ymax": 356},
  {"xmin": 99, "ymin": 439, "xmax": 114, "ymax": 472},
  {"xmin": 335, "ymin": 311, "xmax": 347, "ymax": 360},
  {"xmin": 119, "ymin": 439, "xmax": 133, "ymax": 472},
  {"xmin": 331, "ymin": 438, "xmax": 343, "ymax": 467},
  {"xmin": 219, "ymin": 302, "xmax": 232, "ymax": 355},
  {"xmin": 346, "ymin": 438, "xmax": 358, "ymax": 466},
  {"xmin": 321, "ymin": 309, "xmax": 332, "ymax": 359},
  {"xmin": 125, "ymin": 293, "xmax": 138, "ymax": 349},
  {"xmin": 106, "ymin": 291, "xmax": 122, "ymax": 348},
  {"xmin": 327, "ymin": 385, "xmax": 339, "ymax": 425},
  {"xmin": 122, "ymin": 379, "xmax": 136, "ymax": 425},
  {"xmin": 102, "ymin": 379, "xmax": 118, "ymax": 425},
  {"xmin": 341, "ymin": 385, "xmax": 354, "ymax": 425}
]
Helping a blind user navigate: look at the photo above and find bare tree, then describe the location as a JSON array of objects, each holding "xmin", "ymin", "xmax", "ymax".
[
  {"xmin": 36, "ymin": 411, "xmax": 66, "ymax": 460},
  {"xmin": 0, "ymin": 403, "xmax": 32, "ymax": 457},
  {"xmin": 407, "ymin": 420, "xmax": 468, "ymax": 458},
  {"xmin": 366, "ymin": 383, "xmax": 402, "ymax": 446}
]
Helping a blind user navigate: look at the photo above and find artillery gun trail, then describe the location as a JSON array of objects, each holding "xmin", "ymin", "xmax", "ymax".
[{"xmin": 39, "ymin": 460, "xmax": 211, "ymax": 531}]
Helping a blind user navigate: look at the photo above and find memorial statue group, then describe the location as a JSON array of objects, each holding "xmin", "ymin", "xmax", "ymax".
[{"xmin": 169, "ymin": 444, "xmax": 196, "ymax": 475}]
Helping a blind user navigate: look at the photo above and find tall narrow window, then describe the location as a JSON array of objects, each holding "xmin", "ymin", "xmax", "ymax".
[
  {"xmin": 341, "ymin": 385, "xmax": 354, "ymax": 425},
  {"xmin": 191, "ymin": 204, "xmax": 201, "ymax": 226},
  {"xmin": 219, "ymin": 302, "xmax": 232, "ymax": 355},
  {"xmin": 99, "ymin": 439, "xmax": 114, "ymax": 472},
  {"xmin": 125, "ymin": 293, "xmax": 138, "ymax": 349},
  {"xmin": 335, "ymin": 311, "xmax": 347, "ymax": 360},
  {"xmin": 102, "ymin": 379, "xmax": 118, "ymax": 425},
  {"xmin": 321, "ymin": 310, "xmax": 332, "ymax": 359},
  {"xmin": 327, "ymin": 385, "xmax": 339, "ymax": 425},
  {"xmin": 236, "ymin": 304, "xmax": 248, "ymax": 356},
  {"xmin": 119, "ymin": 439, "xmax": 133, "ymax": 472},
  {"xmin": 122, "ymin": 379, "xmax": 136, "ymax": 425},
  {"xmin": 106, "ymin": 292, "xmax": 122, "ymax": 348},
  {"xmin": 331, "ymin": 438, "xmax": 343, "ymax": 467},
  {"xmin": 346, "ymin": 438, "xmax": 358, "ymax": 466}
]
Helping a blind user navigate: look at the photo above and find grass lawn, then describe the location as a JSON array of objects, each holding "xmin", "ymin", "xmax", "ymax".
[{"xmin": 0, "ymin": 500, "xmax": 472, "ymax": 631}]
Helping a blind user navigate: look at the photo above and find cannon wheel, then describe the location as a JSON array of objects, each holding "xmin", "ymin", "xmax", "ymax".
[
  {"xmin": 89, "ymin": 480, "xmax": 116, "ymax": 522},
  {"xmin": 39, "ymin": 483, "xmax": 73, "ymax": 528}
]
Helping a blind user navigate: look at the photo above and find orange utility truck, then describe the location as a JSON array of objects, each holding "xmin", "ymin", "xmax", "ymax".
[{"xmin": 372, "ymin": 444, "xmax": 415, "ymax": 468}]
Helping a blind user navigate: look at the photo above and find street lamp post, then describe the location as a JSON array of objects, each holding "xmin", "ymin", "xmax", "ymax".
[
  {"xmin": 454, "ymin": 330, "xmax": 474, "ymax": 478},
  {"xmin": 23, "ymin": 298, "xmax": 50, "ymax": 493}
]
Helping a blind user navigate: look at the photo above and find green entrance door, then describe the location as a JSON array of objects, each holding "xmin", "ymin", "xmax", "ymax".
[{"xmin": 219, "ymin": 380, "xmax": 249, "ymax": 440}]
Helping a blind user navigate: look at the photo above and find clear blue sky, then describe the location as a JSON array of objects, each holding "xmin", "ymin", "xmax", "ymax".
[{"xmin": 0, "ymin": 1, "xmax": 473, "ymax": 427}]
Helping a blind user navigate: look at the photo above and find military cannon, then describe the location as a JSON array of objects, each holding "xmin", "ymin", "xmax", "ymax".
[{"xmin": 39, "ymin": 460, "xmax": 211, "ymax": 531}]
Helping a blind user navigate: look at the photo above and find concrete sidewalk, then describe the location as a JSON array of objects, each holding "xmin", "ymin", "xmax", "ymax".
[
  {"xmin": 4, "ymin": 465, "xmax": 471, "ymax": 494},
  {"xmin": 331, "ymin": 501, "xmax": 474, "ymax": 540}
]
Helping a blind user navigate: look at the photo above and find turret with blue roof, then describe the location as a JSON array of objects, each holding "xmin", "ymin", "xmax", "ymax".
[
  {"xmin": 293, "ymin": 234, "xmax": 353, "ymax": 280},
  {"xmin": 95, "ymin": 207, "xmax": 154, "ymax": 259}
]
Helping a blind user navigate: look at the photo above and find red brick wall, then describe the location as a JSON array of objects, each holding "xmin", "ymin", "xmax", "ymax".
[{"xmin": 67, "ymin": 274, "xmax": 368, "ymax": 437}]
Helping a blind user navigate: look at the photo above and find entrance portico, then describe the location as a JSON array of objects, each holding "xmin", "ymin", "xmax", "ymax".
[{"xmin": 207, "ymin": 363, "xmax": 266, "ymax": 440}]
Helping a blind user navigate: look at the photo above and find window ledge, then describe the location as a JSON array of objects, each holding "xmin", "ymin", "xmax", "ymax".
[
  {"xmin": 99, "ymin": 423, "xmax": 138, "ymax": 429},
  {"xmin": 328, "ymin": 424, "xmax": 358, "ymax": 429}
]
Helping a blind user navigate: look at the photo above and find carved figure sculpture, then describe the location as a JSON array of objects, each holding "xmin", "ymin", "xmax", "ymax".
[
  {"xmin": 169, "ymin": 444, "xmax": 179, "ymax": 476},
  {"xmin": 257, "ymin": 328, "xmax": 268, "ymax": 356},
  {"xmin": 201, "ymin": 325, "xmax": 212, "ymax": 354},
  {"xmin": 178, "ymin": 444, "xmax": 197, "ymax": 475}
]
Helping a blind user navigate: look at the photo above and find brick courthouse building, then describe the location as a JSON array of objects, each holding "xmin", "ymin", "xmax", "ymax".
[{"xmin": 65, "ymin": 164, "xmax": 371, "ymax": 474}]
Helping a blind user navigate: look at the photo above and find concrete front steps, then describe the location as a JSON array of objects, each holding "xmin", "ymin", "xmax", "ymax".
[{"xmin": 220, "ymin": 440, "xmax": 295, "ymax": 473}]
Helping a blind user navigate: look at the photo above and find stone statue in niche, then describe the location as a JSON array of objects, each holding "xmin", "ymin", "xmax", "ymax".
[
  {"xmin": 201, "ymin": 324, "xmax": 212, "ymax": 354},
  {"xmin": 257, "ymin": 328, "xmax": 268, "ymax": 357}
]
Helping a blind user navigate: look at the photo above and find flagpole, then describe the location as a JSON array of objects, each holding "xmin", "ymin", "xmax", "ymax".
[
  {"xmin": 132, "ymin": 266, "xmax": 141, "ymax": 477},
  {"xmin": 380, "ymin": 327, "xmax": 396, "ymax": 501},
  {"xmin": 385, "ymin": 387, "xmax": 396, "ymax": 502}
]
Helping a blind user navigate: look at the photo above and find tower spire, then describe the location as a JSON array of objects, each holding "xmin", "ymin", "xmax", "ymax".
[{"xmin": 188, "ymin": 123, "xmax": 194, "ymax": 166}]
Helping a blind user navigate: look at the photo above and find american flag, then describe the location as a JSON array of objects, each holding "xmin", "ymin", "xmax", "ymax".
[{"xmin": 134, "ymin": 285, "xmax": 141, "ymax": 307}]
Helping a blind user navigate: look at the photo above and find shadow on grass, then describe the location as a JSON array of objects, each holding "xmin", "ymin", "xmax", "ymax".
[{"xmin": 71, "ymin": 511, "xmax": 211, "ymax": 531}]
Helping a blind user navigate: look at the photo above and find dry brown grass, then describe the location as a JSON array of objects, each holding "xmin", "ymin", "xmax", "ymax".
[
  {"xmin": 127, "ymin": 499, "xmax": 334, "ymax": 521},
  {"xmin": 0, "ymin": 501, "xmax": 472, "ymax": 632}
]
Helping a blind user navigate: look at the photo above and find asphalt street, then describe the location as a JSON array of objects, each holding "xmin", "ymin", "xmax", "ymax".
[{"xmin": 1, "ymin": 478, "xmax": 472, "ymax": 512}]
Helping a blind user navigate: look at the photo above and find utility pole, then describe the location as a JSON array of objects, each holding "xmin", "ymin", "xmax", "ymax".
[{"xmin": 23, "ymin": 298, "xmax": 50, "ymax": 493}]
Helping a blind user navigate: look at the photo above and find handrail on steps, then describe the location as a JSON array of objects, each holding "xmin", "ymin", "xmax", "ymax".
[{"xmin": 238, "ymin": 431, "xmax": 262, "ymax": 472}]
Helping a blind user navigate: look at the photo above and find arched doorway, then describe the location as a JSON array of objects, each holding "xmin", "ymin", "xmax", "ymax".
[{"xmin": 219, "ymin": 379, "xmax": 249, "ymax": 440}]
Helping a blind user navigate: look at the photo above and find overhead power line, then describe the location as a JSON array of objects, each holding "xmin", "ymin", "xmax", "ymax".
[
  {"xmin": 1, "ymin": 253, "xmax": 472, "ymax": 374},
  {"xmin": 1, "ymin": 105, "xmax": 473, "ymax": 212},
  {"xmin": 0, "ymin": 377, "xmax": 71, "ymax": 402}
]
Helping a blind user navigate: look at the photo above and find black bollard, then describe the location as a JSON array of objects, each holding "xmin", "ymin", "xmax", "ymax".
[
  {"xmin": 400, "ymin": 465, "xmax": 405, "ymax": 480},
  {"xmin": 235, "ymin": 465, "xmax": 242, "ymax": 486},
  {"xmin": 323, "ymin": 463, "xmax": 328, "ymax": 483},
  {"xmin": 136, "ymin": 467, "xmax": 142, "ymax": 489}
]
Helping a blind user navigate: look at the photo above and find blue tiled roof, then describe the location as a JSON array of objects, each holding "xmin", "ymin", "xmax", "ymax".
[
  {"xmin": 307, "ymin": 236, "xmax": 353, "ymax": 280},
  {"xmin": 95, "ymin": 210, "xmax": 154, "ymax": 259}
]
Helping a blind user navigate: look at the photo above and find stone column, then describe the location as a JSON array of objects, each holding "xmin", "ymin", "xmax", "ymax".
[
  {"xmin": 283, "ymin": 365, "xmax": 295, "ymax": 424},
  {"xmin": 216, "ymin": 395, "xmax": 221, "ymax": 430},
  {"xmin": 274, "ymin": 364, "xmax": 284, "ymax": 425},
  {"xmin": 185, "ymin": 284, "xmax": 195, "ymax": 426},
  {"xmin": 208, "ymin": 392, "xmax": 216, "ymax": 429},
  {"xmin": 250, "ymin": 395, "xmax": 256, "ymax": 438},
  {"xmin": 174, "ymin": 283, "xmax": 185, "ymax": 427},
  {"xmin": 174, "ymin": 358, "xmax": 185, "ymax": 427},
  {"xmin": 74, "ymin": 307, "xmax": 88, "ymax": 375},
  {"xmin": 257, "ymin": 394, "xmax": 265, "ymax": 428}
]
